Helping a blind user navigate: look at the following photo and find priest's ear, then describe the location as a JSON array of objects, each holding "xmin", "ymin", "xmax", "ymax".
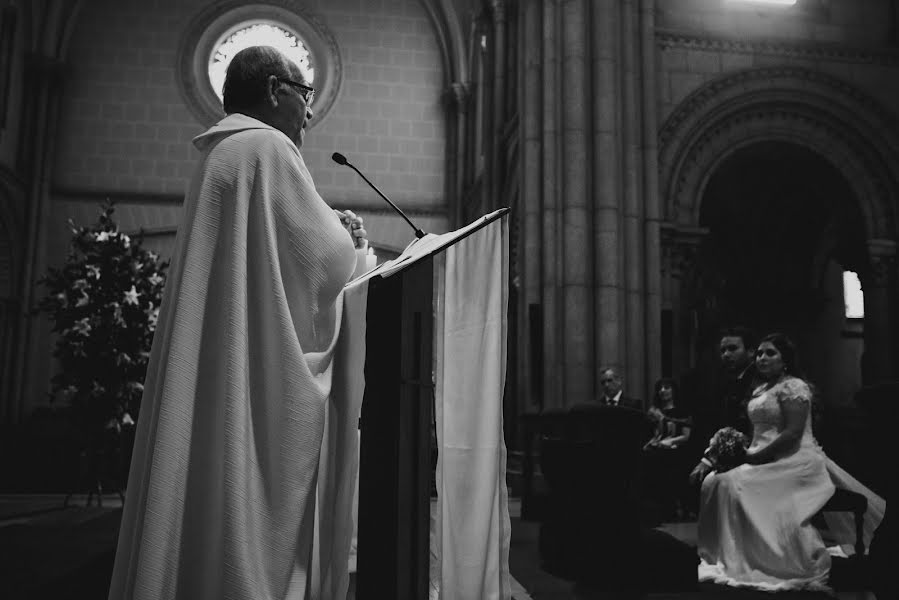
[{"xmin": 265, "ymin": 75, "xmax": 283, "ymax": 107}]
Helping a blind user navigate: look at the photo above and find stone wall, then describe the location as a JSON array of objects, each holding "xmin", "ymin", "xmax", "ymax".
[{"xmin": 53, "ymin": 0, "xmax": 446, "ymax": 208}]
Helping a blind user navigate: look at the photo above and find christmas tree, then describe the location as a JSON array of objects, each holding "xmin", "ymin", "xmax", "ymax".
[{"xmin": 34, "ymin": 201, "xmax": 169, "ymax": 431}]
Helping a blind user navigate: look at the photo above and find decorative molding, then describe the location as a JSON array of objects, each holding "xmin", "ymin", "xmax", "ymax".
[
  {"xmin": 328, "ymin": 204, "xmax": 449, "ymax": 218},
  {"xmin": 868, "ymin": 252, "xmax": 897, "ymax": 288},
  {"xmin": 51, "ymin": 188, "xmax": 185, "ymax": 205},
  {"xmin": 658, "ymin": 67, "xmax": 899, "ymax": 240},
  {"xmin": 444, "ymin": 81, "xmax": 470, "ymax": 111},
  {"xmin": 175, "ymin": 0, "xmax": 342, "ymax": 128},
  {"xmin": 120, "ymin": 225, "xmax": 178, "ymax": 238},
  {"xmin": 659, "ymin": 66, "xmax": 898, "ymax": 148},
  {"xmin": 866, "ymin": 238, "xmax": 897, "ymax": 287},
  {"xmin": 488, "ymin": 0, "xmax": 506, "ymax": 24},
  {"xmin": 50, "ymin": 187, "xmax": 449, "ymax": 218},
  {"xmin": 656, "ymin": 29, "xmax": 899, "ymax": 66},
  {"xmin": 660, "ymin": 224, "xmax": 707, "ymax": 278},
  {"xmin": 418, "ymin": 0, "xmax": 467, "ymax": 86}
]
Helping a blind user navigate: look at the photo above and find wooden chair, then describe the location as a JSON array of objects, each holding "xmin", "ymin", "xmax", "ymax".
[{"xmin": 817, "ymin": 488, "xmax": 867, "ymax": 559}]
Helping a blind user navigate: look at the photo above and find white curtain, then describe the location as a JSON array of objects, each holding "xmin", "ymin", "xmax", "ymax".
[{"xmin": 430, "ymin": 216, "xmax": 512, "ymax": 600}]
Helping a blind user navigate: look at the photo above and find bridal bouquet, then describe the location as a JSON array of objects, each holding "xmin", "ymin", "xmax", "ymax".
[{"xmin": 708, "ymin": 427, "xmax": 749, "ymax": 472}]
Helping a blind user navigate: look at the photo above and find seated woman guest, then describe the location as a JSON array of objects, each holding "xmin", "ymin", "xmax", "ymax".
[
  {"xmin": 697, "ymin": 333, "xmax": 885, "ymax": 592},
  {"xmin": 643, "ymin": 378, "xmax": 693, "ymax": 521}
]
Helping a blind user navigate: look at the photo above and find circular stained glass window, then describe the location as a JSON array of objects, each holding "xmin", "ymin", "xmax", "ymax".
[{"xmin": 177, "ymin": 1, "xmax": 341, "ymax": 128}]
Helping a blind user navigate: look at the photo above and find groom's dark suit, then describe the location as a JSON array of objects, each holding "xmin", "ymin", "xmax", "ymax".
[{"xmin": 599, "ymin": 392, "xmax": 643, "ymax": 412}]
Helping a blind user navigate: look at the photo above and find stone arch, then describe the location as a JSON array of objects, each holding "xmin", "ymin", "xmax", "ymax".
[
  {"xmin": 659, "ymin": 67, "xmax": 899, "ymax": 241},
  {"xmin": 418, "ymin": 0, "xmax": 467, "ymax": 88}
]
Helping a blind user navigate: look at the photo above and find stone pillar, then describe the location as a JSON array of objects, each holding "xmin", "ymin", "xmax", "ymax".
[
  {"xmin": 561, "ymin": 0, "xmax": 592, "ymax": 400},
  {"xmin": 640, "ymin": 0, "xmax": 662, "ymax": 400},
  {"xmin": 518, "ymin": 0, "xmax": 658, "ymax": 408},
  {"xmin": 862, "ymin": 239, "xmax": 898, "ymax": 384},
  {"xmin": 540, "ymin": 0, "xmax": 564, "ymax": 408},
  {"xmin": 445, "ymin": 81, "xmax": 469, "ymax": 228},
  {"xmin": 661, "ymin": 225, "xmax": 706, "ymax": 378},
  {"xmin": 522, "ymin": 0, "xmax": 542, "ymax": 410},
  {"xmin": 14, "ymin": 53, "xmax": 67, "ymax": 422},
  {"xmin": 489, "ymin": 0, "xmax": 506, "ymax": 212},
  {"xmin": 593, "ymin": 0, "xmax": 622, "ymax": 385}
]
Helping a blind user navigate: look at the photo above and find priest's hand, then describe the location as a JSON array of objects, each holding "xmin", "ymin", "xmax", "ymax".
[{"xmin": 336, "ymin": 209, "xmax": 368, "ymax": 249}]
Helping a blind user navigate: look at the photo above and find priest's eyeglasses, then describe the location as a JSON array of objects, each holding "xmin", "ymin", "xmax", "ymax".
[{"xmin": 277, "ymin": 78, "xmax": 315, "ymax": 106}]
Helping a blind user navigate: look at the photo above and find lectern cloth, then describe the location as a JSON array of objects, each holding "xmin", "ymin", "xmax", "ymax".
[
  {"xmin": 431, "ymin": 217, "xmax": 512, "ymax": 600},
  {"xmin": 108, "ymin": 114, "xmax": 360, "ymax": 600}
]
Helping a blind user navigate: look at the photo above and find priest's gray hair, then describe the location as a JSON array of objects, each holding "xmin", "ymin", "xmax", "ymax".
[{"xmin": 222, "ymin": 45, "xmax": 297, "ymax": 114}]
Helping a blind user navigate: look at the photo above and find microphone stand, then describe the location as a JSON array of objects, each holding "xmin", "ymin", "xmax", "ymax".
[{"xmin": 335, "ymin": 156, "xmax": 427, "ymax": 239}]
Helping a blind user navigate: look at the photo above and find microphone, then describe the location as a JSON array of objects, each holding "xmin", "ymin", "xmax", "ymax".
[{"xmin": 331, "ymin": 152, "xmax": 426, "ymax": 239}]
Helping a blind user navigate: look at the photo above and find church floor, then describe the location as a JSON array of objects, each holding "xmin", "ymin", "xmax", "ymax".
[{"xmin": 0, "ymin": 495, "xmax": 877, "ymax": 600}]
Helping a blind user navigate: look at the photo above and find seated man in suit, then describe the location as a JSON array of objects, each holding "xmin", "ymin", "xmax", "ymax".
[
  {"xmin": 688, "ymin": 326, "xmax": 757, "ymax": 485},
  {"xmin": 598, "ymin": 367, "xmax": 643, "ymax": 411}
]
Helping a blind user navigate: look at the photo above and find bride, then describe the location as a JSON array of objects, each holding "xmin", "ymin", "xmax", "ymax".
[{"xmin": 697, "ymin": 332, "xmax": 885, "ymax": 592}]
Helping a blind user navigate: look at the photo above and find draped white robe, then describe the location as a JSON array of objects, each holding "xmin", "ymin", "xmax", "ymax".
[{"xmin": 108, "ymin": 114, "xmax": 359, "ymax": 600}]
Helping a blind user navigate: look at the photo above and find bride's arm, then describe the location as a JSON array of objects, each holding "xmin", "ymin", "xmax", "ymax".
[{"xmin": 745, "ymin": 395, "xmax": 807, "ymax": 464}]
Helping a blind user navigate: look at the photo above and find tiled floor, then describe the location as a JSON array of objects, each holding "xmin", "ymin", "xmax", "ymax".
[{"xmin": 0, "ymin": 495, "xmax": 879, "ymax": 600}]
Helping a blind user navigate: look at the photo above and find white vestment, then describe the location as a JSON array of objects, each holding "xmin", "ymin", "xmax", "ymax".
[{"xmin": 108, "ymin": 114, "xmax": 360, "ymax": 600}]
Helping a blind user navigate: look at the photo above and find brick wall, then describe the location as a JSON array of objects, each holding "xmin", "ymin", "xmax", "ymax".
[
  {"xmin": 52, "ymin": 0, "xmax": 446, "ymax": 209},
  {"xmin": 25, "ymin": 0, "xmax": 448, "ymax": 416}
]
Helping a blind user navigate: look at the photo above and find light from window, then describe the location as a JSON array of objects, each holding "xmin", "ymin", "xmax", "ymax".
[
  {"xmin": 726, "ymin": 0, "xmax": 796, "ymax": 5},
  {"xmin": 843, "ymin": 271, "xmax": 864, "ymax": 319},
  {"xmin": 209, "ymin": 22, "xmax": 314, "ymax": 101}
]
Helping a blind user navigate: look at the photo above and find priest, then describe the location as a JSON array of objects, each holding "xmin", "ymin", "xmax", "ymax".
[{"xmin": 108, "ymin": 45, "xmax": 366, "ymax": 600}]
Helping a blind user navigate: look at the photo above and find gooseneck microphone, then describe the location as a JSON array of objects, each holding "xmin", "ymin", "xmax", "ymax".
[{"xmin": 331, "ymin": 152, "xmax": 426, "ymax": 239}]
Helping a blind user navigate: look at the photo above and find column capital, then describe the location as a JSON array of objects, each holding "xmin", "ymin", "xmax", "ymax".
[
  {"xmin": 489, "ymin": 0, "xmax": 506, "ymax": 24},
  {"xmin": 866, "ymin": 238, "xmax": 897, "ymax": 288},
  {"xmin": 867, "ymin": 238, "xmax": 897, "ymax": 257},
  {"xmin": 443, "ymin": 81, "xmax": 470, "ymax": 112},
  {"xmin": 660, "ymin": 223, "xmax": 707, "ymax": 278}
]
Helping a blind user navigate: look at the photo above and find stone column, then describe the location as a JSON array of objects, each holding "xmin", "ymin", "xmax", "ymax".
[
  {"xmin": 540, "ymin": 0, "xmax": 564, "ymax": 408},
  {"xmin": 593, "ymin": 0, "xmax": 622, "ymax": 385},
  {"xmin": 489, "ymin": 0, "xmax": 506, "ymax": 212},
  {"xmin": 445, "ymin": 81, "xmax": 469, "ymax": 228},
  {"xmin": 862, "ymin": 239, "xmax": 898, "ymax": 384},
  {"xmin": 640, "ymin": 0, "xmax": 662, "ymax": 399},
  {"xmin": 522, "ymin": 0, "xmax": 542, "ymax": 409},
  {"xmin": 15, "ymin": 53, "xmax": 67, "ymax": 422},
  {"xmin": 661, "ymin": 225, "xmax": 706, "ymax": 378},
  {"xmin": 561, "ymin": 0, "xmax": 592, "ymax": 400},
  {"xmin": 518, "ymin": 0, "xmax": 658, "ymax": 408}
]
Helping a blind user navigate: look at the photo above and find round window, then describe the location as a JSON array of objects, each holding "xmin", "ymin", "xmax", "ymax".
[{"xmin": 177, "ymin": 1, "xmax": 341, "ymax": 128}]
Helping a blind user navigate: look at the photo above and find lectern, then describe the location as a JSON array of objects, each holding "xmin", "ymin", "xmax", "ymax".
[{"xmin": 355, "ymin": 208, "xmax": 509, "ymax": 599}]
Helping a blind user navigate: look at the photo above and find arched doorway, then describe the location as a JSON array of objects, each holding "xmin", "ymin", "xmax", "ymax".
[
  {"xmin": 659, "ymin": 67, "xmax": 899, "ymax": 398},
  {"xmin": 694, "ymin": 140, "xmax": 868, "ymax": 407}
]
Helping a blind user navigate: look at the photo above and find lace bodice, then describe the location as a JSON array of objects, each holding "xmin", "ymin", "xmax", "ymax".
[{"xmin": 746, "ymin": 377, "xmax": 818, "ymax": 453}]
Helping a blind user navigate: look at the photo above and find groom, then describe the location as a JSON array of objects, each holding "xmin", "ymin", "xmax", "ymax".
[{"xmin": 688, "ymin": 326, "xmax": 757, "ymax": 485}]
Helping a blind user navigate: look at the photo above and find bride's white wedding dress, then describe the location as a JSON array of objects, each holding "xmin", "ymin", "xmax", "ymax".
[{"xmin": 697, "ymin": 377, "xmax": 885, "ymax": 592}]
